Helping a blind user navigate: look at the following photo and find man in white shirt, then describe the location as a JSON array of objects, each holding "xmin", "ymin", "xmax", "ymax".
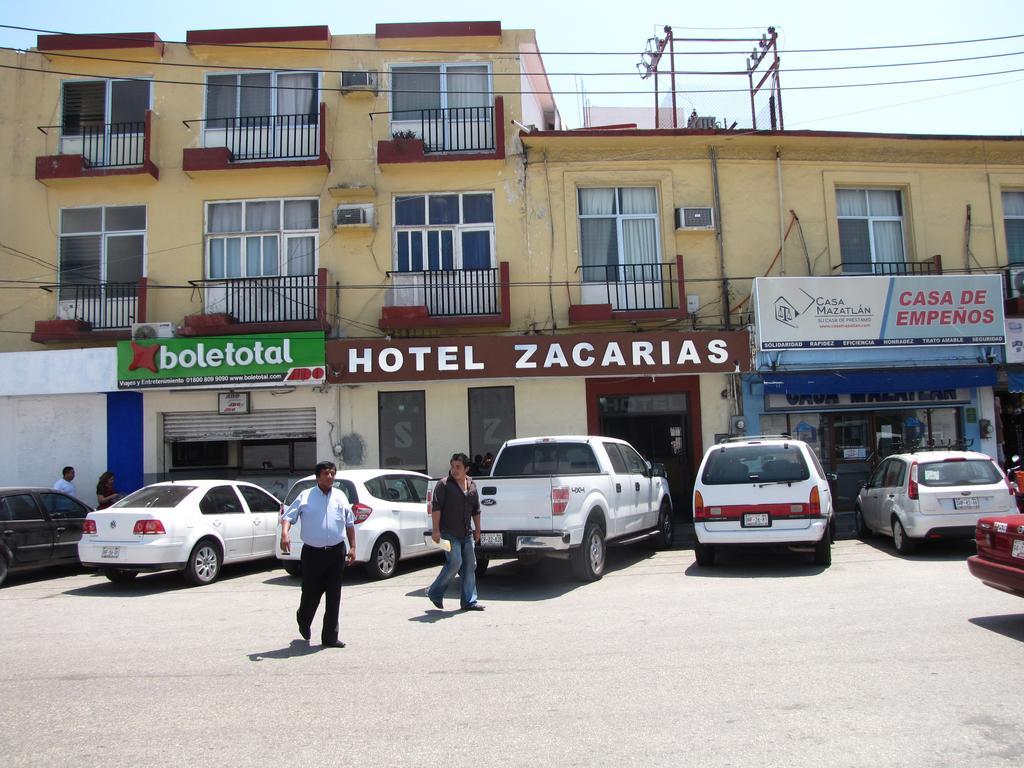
[{"xmin": 53, "ymin": 466, "xmax": 76, "ymax": 497}]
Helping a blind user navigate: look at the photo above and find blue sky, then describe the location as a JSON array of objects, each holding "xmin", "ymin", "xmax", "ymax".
[{"xmin": 2, "ymin": 0, "xmax": 1022, "ymax": 134}]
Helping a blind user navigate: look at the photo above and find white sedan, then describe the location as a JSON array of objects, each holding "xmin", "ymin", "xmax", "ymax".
[
  {"xmin": 79, "ymin": 480, "xmax": 283, "ymax": 585},
  {"xmin": 275, "ymin": 469, "xmax": 439, "ymax": 579}
]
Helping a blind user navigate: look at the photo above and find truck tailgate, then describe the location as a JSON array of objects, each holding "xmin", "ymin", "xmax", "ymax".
[{"xmin": 477, "ymin": 477, "xmax": 556, "ymax": 532}]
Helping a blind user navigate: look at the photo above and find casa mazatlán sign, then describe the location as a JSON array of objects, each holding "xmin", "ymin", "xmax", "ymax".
[{"xmin": 117, "ymin": 332, "xmax": 326, "ymax": 390}]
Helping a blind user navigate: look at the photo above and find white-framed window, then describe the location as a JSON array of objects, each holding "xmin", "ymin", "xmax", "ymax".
[
  {"xmin": 205, "ymin": 198, "xmax": 319, "ymax": 279},
  {"xmin": 390, "ymin": 63, "xmax": 491, "ymax": 122},
  {"xmin": 61, "ymin": 79, "xmax": 150, "ymax": 135},
  {"xmin": 577, "ymin": 187, "xmax": 660, "ymax": 282},
  {"xmin": 1003, "ymin": 190, "xmax": 1024, "ymax": 264},
  {"xmin": 59, "ymin": 205, "xmax": 146, "ymax": 290},
  {"xmin": 205, "ymin": 71, "xmax": 319, "ymax": 126},
  {"xmin": 393, "ymin": 193, "xmax": 494, "ymax": 272},
  {"xmin": 836, "ymin": 188, "xmax": 905, "ymax": 272}
]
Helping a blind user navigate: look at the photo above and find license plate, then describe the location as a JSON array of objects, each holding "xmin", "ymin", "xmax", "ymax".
[
  {"xmin": 954, "ymin": 496, "xmax": 980, "ymax": 510},
  {"xmin": 1012, "ymin": 539, "xmax": 1024, "ymax": 560},
  {"xmin": 479, "ymin": 533, "xmax": 503, "ymax": 546},
  {"xmin": 101, "ymin": 546, "xmax": 121, "ymax": 559},
  {"xmin": 743, "ymin": 513, "xmax": 770, "ymax": 528}
]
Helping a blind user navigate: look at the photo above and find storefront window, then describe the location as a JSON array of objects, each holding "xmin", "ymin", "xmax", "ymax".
[
  {"xmin": 379, "ymin": 391, "xmax": 427, "ymax": 472},
  {"xmin": 240, "ymin": 440, "xmax": 315, "ymax": 471},
  {"xmin": 469, "ymin": 386, "xmax": 515, "ymax": 461}
]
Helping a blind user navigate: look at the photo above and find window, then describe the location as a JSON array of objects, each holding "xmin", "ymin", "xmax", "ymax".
[
  {"xmin": 391, "ymin": 64, "xmax": 490, "ymax": 122},
  {"xmin": 59, "ymin": 206, "xmax": 145, "ymax": 294},
  {"xmin": 578, "ymin": 187, "xmax": 660, "ymax": 282},
  {"xmin": 469, "ymin": 387, "xmax": 515, "ymax": 460},
  {"xmin": 39, "ymin": 493, "xmax": 89, "ymax": 520},
  {"xmin": 172, "ymin": 442, "xmax": 229, "ymax": 468},
  {"xmin": 199, "ymin": 486, "xmax": 243, "ymax": 515},
  {"xmin": 0, "ymin": 494, "xmax": 42, "ymax": 522},
  {"xmin": 364, "ymin": 475, "xmax": 418, "ymax": 503},
  {"xmin": 492, "ymin": 444, "xmax": 600, "ymax": 476},
  {"xmin": 1003, "ymin": 191, "xmax": 1024, "ymax": 264},
  {"xmin": 240, "ymin": 439, "xmax": 316, "ymax": 471},
  {"xmin": 378, "ymin": 391, "xmax": 426, "ymax": 472},
  {"xmin": 205, "ymin": 71, "xmax": 318, "ymax": 126},
  {"xmin": 393, "ymin": 193, "xmax": 494, "ymax": 272},
  {"xmin": 206, "ymin": 198, "xmax": 318, "ymax": 279},
  {"xmin": 62, "ymin": 79, "xmax": 150, "ymax": 134},
  {"xmin": 836, "ymin": 188, "xmax": 905, "ymax": 272},
  {"xmin": 238, "ymin": 485, "xmax": 281, "ymax": 513}
]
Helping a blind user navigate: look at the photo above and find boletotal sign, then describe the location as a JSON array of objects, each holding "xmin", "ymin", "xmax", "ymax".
[{"xmin": 117, "ymin": 332, "xmax": 326, "ymax": 389}]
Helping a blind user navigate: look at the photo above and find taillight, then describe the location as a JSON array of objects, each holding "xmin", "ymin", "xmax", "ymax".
[
  {"xmin": 353, "ymin": 503, "xmax": 373, "ymax": 524},
  {"xmin": 132, "ymin": 519, "xmax": 166, "ymax": 535},
  {"xmin": 694, "ymin": 490, "xmax": 706, "ymax": 520},
  {"xmin": 809, "ymin": 486, "xmax": 821, "ymax": 517},
  {"xmin": 551, "ymin": 487, "xmax": 570, "ymax": 515},
  {"xmin": 83, "ymin": 519, "xmax": 97, "ymax": 534},
  {"xmin": 908, "ymin": 462, "xmax": 919, "ymax": 500}
]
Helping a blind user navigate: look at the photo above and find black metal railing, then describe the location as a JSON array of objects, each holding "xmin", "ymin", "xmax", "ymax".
[
  {"xmin": 191, "ymin": 274, "xmax": 319, "ymax": 323},
  {"xmin": 199, "ymin": 113, "xmax": 320, "ymax": 161},
  {"xmin": 389, "ymin": 267, "xmax": 501, "ymax": 316},
  {"xmin": 51, "ymin": 282, "xmax": 139, "ymax": 328},
  {"xmin": 839, "ymin": 260, "xmax": 939, "ymax": 275},
  {"xmin": 393, "ymin": 106, "xmax": 495, "ymax": 154},
  {"xmin": 579, "ymin": 262, "xmax": 679, "ymax": 312},
  {"xmin": 62, "ymin": 121, "xmax": 146, "ymax": 167}
]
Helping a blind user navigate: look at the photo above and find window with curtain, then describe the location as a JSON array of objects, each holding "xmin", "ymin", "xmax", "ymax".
[
  {"xmin": 1003, "ymin": 191, "xmax": 1024, "ymax": 264},
  {"xmin": 206, "ymin": 198, "xmax": 318, "ymax": 279},
  {"xmin": 393, "ymin": 192, "xmax": 494, "ymax": 272},
  {"xmin": 836, "ymin": 188, "xmax": 905, "ymax": 273},
  {"xmin": 205, "ymin": 71, "xmax": 318, "ymax": 127},
  {"xmin": 391, "ymin": 63, "xmax": 490, "ymax": 120},
  {"xmin": 58, "ymin": 206, "xmax": 146, "ymax": 296},
  {"xmin": 577, "ymin": 187, "xmax": 660, "ymax": 282}
]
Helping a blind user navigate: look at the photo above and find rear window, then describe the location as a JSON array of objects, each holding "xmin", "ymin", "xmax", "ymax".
[
  {"xmin": 702, "ymin": 444, "xmax": 810, "ymax": 485},
  {"xmin": 115, "ymin": 486, "xmax": 196, "ymax": 509},
  {"xmin": 918, "ymin": 459, "xmax": 1001, "ymax": 487},
  {"xmin": 492, "ymin": 443, "xmax": 600, "ymax": 476},
  {"xmin": 284, "ymin": 479, "xmax": 356, "ymax": 505}
]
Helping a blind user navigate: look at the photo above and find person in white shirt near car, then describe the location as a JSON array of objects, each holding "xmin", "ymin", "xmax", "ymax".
[
  {"xmin": 53, "ymin": 466, "xmax": 76, "ymax": 497},
  {"xmin": 280, "ymin": 461, "xmax": 356, "ymax": 648}
]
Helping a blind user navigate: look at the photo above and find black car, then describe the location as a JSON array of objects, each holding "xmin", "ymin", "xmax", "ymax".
[{"xmin": 0, "ymin": 487, "xmax": 91, "ymax": 586}]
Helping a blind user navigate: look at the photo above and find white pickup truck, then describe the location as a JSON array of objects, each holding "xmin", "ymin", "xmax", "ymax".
[{"xmin": 473, "ymin": 435, "xmax": 675, "ymax": 580}]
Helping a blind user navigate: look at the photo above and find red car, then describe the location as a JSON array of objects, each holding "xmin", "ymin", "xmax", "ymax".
[{"xmin": 967, "ymin": 514, "xmax": 1024, "ymax": 597}]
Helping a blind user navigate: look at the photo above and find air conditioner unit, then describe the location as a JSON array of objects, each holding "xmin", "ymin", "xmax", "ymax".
[
  {"xmin": 334, "ymin": 204, "xmax": 374, "ymax": 228},
  {"xmin": 131, "ymin": 322, "xmax": 175, "ymax": 340},
  {"xmin": 340, "ymin": 70, "xmax": 378, "ymax": 94},
  {"xmin": 676, "ymin": 206, "xmax": 715, "ymax": 230},
  {"xmin": 1008, "ymin": 266, "xmax": 1024, "ymax": 299}
]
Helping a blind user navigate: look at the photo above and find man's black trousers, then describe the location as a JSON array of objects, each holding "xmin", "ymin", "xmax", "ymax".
[{"xmin": 297, "ymin": 542, "xmax": 346, "ymax": 644}]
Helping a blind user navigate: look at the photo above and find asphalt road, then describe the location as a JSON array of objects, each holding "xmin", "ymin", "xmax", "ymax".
[{"xmin": 1, "ymin": 537, "xmax": 1021, "ymax": 768}]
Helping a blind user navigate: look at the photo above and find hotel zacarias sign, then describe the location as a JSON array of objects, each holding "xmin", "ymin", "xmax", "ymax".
[
  {"xmin": 117, "ymin": 333, "xmax": 326, "ymax": 389},
  {"xmin": 327, "ymin": 331, "xmax": 750, "ymax": 384}
]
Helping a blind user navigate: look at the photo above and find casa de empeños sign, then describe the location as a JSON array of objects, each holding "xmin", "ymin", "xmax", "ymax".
[{"xmin": 326, "ymin": 331, "xmax": 750, "ymax": 384}]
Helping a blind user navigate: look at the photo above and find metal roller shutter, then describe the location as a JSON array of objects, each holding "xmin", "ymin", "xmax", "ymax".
[{"xmin": 163, "ymin": 408, "xmax": 316, "ymax": 442}]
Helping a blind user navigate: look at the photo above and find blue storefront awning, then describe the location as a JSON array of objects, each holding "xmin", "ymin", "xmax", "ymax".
[{"xmin": 762, "ymin": 367, "xmax": 996, "ymax": 395}]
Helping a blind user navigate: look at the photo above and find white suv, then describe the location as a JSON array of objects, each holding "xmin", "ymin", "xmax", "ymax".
[{"xmin": 692, "ymin": 436, "xmax": 835, "ymax": 567}]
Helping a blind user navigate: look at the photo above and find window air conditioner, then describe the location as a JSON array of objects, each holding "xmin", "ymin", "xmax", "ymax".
[
  {"xmin": 340, "ymin": 70, "xmax": 378, "ymax": 94},
  {"xmin": 334, "ymin": 205, "xmax": 374, "ymax": 228},
  {"xmin": 131, "ymin": 322, "xmax": 175, "ymax": 340},
  {"xmin": 676, "ymin": 206, "xmax": 715, "ymax": 231},
  {"xmin": 1008, "ymin": 265, "xmax": 1024, "ymax": 299}
]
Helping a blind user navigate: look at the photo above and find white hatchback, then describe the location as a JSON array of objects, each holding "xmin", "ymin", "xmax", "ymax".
[
  {"xmin": 692, "ymin": 436, "xmax": 836, "ymax": 567},
  {"xmin": 275, "ymin": 469, "xmax": 438, "ymax": 579},
  {"xmin": 78, "ymin": 480, "xmax": 283, "ymax": 585},
  {"xmin": 854, "ymin": 450, "xmax": 1014, "ymax": 554}
]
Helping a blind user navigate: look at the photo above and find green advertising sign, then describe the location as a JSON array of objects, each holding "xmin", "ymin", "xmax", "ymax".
[{"xmin": 117, "ymin": 332, "xmax": 326, "ymax": 390}]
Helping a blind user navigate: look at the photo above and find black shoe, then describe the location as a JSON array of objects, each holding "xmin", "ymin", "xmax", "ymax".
[
  {"xmin": 462, "ymin": 603, "xmax": 485, "ymax": 611},
  {"xmin": 322, "ymin": 640, "xmax": 346, "ymax": 648},
  {"xmin": 297, "ymin": 621, "xmax": 311, "ymax": 641},
  {"xmin": 429, "ymin": 596, "xmax": 443, "ymax": 610}
]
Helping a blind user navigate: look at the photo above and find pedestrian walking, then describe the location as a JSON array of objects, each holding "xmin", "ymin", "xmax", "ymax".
[
  {"xmin": 279, "ymin": 461, "xmax": 355, "ymax": 647},
  {"xmin": 96, "ymin": 471, "xmax": 119, "ymax": 509},
  {"xmin": 53, "ymin": 466, "xmax": 76, "ymax": 497},
  {"xmin": 427, "ymin": 453, "xmax": 484, "ymax": 611}
]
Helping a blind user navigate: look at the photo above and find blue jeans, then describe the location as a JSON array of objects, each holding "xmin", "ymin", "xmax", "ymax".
[{"xmin": 427, "ymin": 534, "xmax": 478, "ymax": 608}]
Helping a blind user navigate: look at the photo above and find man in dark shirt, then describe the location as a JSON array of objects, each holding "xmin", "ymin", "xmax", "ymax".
[{"xmin": 427, "ymin": 453, "xmax": 484, "ymax": 611}]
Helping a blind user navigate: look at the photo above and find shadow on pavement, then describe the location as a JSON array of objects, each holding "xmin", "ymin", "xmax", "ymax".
[
  {"xmin": 683, "ymin": 547, "xmax": 828, "ymax": 578},
  {"xmin": 858, "ymin": 535, "xmax": 976, "ymax": 562},
  {"xmin": 247, "ymin": 639, "xmax": 324, "ymax": 661},
  {"xmin": 968, "ymin": 614, "xmax": 1024, "ymax": 642},
  {"xmin": 63, "ymin": 558, "xmax": 279, "ymax": 597}
]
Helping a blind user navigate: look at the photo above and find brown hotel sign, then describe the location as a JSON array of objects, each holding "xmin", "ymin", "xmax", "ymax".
[{"xmin": 326, "ymin": 331, "xmax": 750, "ymax": 384}]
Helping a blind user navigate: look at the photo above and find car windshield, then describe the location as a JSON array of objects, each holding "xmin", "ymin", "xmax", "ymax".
[
  {"xmin": 918, "ymin": 459, "xmax": 1001, "ymax": 487},
  {"xmin": 114, "ymin": 485, "xmax": 196, "ymax": 509},
  {"xmin": 702, "ymin": 444, "xmax": 810, "ymax": 484},
  {"xmin": 284, "ymin": 479, "xmax": 355, "ymax": 505}
]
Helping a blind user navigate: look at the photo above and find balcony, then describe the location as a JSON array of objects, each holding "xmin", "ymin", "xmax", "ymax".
[
  {"xmin": 179, "ymin": 269, "xmax": 331, "ymax": 336},
  {"xmin": 837, "ymin": 255, "xmax": 943, "ymax": 275},
  {"xmin": 569, "ymin": 257, "xmax": 686, "ymax": 324},
  {"xmin": 380, "ymin": 263, "xmax": 510, "ymax": 330},
  {"xmin": 36, "ymin": 112, "xmax": 158, "ymax": 183},
  {"xmin": 31, "ymin": 279, "xmax": 148, "ymax": 343},
  {"xmin": 378, "ymin": 98, "xmax": 505, "ymax": 165},
  {"xmin": 182, "ymin": 104, "xmax": 329, "ymax": 173}
]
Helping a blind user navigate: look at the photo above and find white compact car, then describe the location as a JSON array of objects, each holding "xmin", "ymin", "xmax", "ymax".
[
  {"xmin": 275, "ymin": 469, "xmax": 438, "ymax": 579},
  {"xmin": 78, "ymin": 480, "xmax": 284, "ymax": 585},
  {"xmin": 692, "ymin": 436, "xmax": 836, "ymax": 567},
  {"xmin": 854, "ymin": 449, "xmax": 1013, "ymax": 554}
]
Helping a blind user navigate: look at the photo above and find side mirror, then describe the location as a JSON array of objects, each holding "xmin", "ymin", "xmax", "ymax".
[
  {"xmin": 650, "ymin": 463, "xmax": 667, "ymax": 478},
  {"xmin": 828, "ymin": 473, "xmax": 838, "ymax": 482}
]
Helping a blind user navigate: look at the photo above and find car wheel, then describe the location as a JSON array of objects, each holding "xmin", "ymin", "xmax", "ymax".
[
  {"xmin": 854, "ymin": 507, "xmax": 870, "ymax": 539},
  {"xmin": 103, "ymin": 568, "xmax": 138, "ymax": 584},
  {"xmin": 0, "ymin": 555, "xmax": 8, "ymax": 588},
  {"xmin": 366, "ymin": 535, "xmax": 400, "ymax": 580},
  {"xmin": 475, "ymin": 553, "xmax": 490, "ymax": 578},
  {"xmin": 813, "ymin": 531, "xmax": 832, "ymax": 566},
  {"xmin": 570, "ymin": 520, "xmax": 606, "ymax": 581},
  {"xmin": 694, "ymin": 542, "xmax": 716, "ymax": 567},
  {"xmin": 184, "ymin": 539, "xmax": 222, "ymax": 586},
  {"xmin": 653, "ymin": 500, "xmax": 674, "ymax": 549},
  {"xmin": 282, "ymin": 561, "xmax": 302, "ymax": 578},
  {"xmin": 892, "ymin": 517, "xmax": 916, "ymax": 555}
]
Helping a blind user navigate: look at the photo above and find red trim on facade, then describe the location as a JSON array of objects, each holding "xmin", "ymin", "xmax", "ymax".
[
  {"xmin": 379, "ymin": 262, "xmax": 511, "ymax": 330},
  {"xmin": 36, "ymin": 110, "xmax": 159, "ymax": 183},
  {"xmin": 177, "ymin": 319, "xmax": 330, "ymax": 338},
  {"xmin": 569, "ymin": 256, "xmax": 687, "ymax": 324},
  {"xmin": 37, "ymin": 32, "xmax": 163, "ymax": 52},
  {"xmin": 378, "ymin": 98, "xmax": 505, "ymax": 165},
  {"xmin": 186, "ymin": 26, "xmax": 330, "ymax": 46},
  {"xmin": 31, "ymin": 319, "xmax": 130, "ymax": 344},
  {"xmin": 375, "ymin": 21, "xmax": 501, "ymax": 39}
]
